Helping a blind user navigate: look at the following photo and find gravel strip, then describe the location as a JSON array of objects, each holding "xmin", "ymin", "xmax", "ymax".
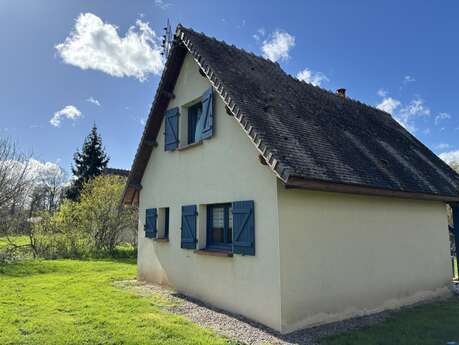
[{"xmin": 116, "ymin": 280, "xmax": 451, "ymax": 345}]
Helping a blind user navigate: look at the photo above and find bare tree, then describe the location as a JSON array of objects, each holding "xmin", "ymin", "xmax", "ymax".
[
  {"xmin": 0, "ymin": 138, "xmax": 31, "ymax": 211},
  {"xmin": 29, "ymin": 161, "xmax": 66, "ymax": 213}
]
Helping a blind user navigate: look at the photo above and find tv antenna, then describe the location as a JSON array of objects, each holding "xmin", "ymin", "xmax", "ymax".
[{"xmin": 161, "ymin": 19, "xmax": 172, "ymax": 57}]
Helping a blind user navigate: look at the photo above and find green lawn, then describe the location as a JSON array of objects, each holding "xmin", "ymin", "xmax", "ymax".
[
  {"xmin": 2, "ymin": 258, "xmax": 459, "ymax": 345},
  {"xmin": 0, "ymin": 259, "xmax": 233, "ymax": 345},
  {"xmin": 321, "ymin": 297, "xmax": 459, "ymax": 345}
]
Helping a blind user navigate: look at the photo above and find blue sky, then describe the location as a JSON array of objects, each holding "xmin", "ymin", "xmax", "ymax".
[{"xmin": 1, "ymin": 0, "xmax": 458, "ymax": 176}]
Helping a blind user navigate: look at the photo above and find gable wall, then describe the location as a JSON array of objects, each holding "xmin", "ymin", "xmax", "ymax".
[
  {"xmin": 138, "ymin": 53, "xmax": 282, "ymax": 330},
  {"xmin": 277, "ymin": 183, "xmax": 452, "ymax": 333}
]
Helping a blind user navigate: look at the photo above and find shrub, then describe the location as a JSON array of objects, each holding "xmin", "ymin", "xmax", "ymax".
[{"xmin": 31, "ymin": 175, "xmax": 137, "ymax": 259}]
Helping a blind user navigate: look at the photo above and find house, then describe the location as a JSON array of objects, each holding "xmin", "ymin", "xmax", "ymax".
[
  {"xmin": 103, "ymin": 168, "xmax": 130, "ymax": 177},
  {"xmin": 122, "ymin": 25, "xmax": 459, "ymax": 333}
]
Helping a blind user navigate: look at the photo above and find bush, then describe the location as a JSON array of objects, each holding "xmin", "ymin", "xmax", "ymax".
[{"xmin": 31, "ymin": 175, "xmax": 137, "ymax": 259}]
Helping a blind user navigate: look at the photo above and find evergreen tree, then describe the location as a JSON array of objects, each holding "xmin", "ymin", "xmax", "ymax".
[{"xmin": 66, "ymin": 124, "xmax": 109, "ymax": 201}]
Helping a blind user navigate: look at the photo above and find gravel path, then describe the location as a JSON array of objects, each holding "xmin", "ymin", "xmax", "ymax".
[{"xmin": 116, "ymin": 280, "xmax": 449, "ymax": 345}]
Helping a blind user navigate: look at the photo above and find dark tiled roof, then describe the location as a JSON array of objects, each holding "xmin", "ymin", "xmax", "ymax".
[
  {"xmin": 104, "ymin": 168, "xmax": 130, "ymax": 177},
  {"xmin": 123, "ymin": 25, "xmax": 459, "ymax": 203}
]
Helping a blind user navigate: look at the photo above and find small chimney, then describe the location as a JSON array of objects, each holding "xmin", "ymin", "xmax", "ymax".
[{"xmin": 336, "ymin": 88, "xmax": 346, "ymax": 97}]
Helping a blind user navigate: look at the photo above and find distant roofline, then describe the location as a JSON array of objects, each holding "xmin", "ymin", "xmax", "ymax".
[{"xmin": 104, "ymin": 168, "xmax": 130, "ymax": 177}]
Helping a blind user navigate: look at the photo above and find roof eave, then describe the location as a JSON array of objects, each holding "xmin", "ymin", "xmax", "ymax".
[{"xmin": 284, "ymin": 176, "xmax": 459, "ymax": 203}]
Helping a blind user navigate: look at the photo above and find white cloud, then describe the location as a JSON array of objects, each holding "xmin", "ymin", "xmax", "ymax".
[
  {"xmin": 434, "ymin": 112, "xmax": 451, "ymax": 125},
  {"xmin": 377, "ymin": 89, "xmax": 387, "ymax": 97},
  {"xmin": 435, "ymin": 143, "xmax": 451, "ymax": 150},
  {"xmin": 376, "ymin": 95, "xmax": 430, "ymax": 132},
  {"xmin": 56, "ymin": 13, "xmax": 164, "ymax": 81},
  {"xmin": 154, "ymin": 0, "xmax": 172, "ymax": 9},
  {"xmin": 140, "ymin": 117, "xmax": 146, "ymax": 126},
  {"xmin": 50, "ymin": 105, "xmax": 82, "ymax": 127},
  {"xmin": 296, "ymin": 68, "xmax": 328, "ymax": 86},
  {"xmin": 400, "ymin": 97, "xmax": 430, "ymax": 117},
  {"xmin": 27, "ymin": 159, "xmax": 65, "ymax": 182},
  {"xmin": 403, "ymin": 75, "xmax": 416, "ymax": 84},
  {"xmin": 86, "ymin": 97, "xmax": 101, "ymax": 106},
  {"xmin": 396, "ymin": 97, "xmax": 430, "ymax": 132},
  {"xmin": 236, "ymin": 19, "xmax": 246, "ymax": 30},
  {"xmin": 3, "ymin": 159, "xmax": 65, "ymax": 186},
  {"xmin": 261, "ymin": 31, "xmax": 295, "ymax": 62},
  {"xmin": 253, "ymin": 28, "xmax": 265, "ymax": 41},
  {"xmin": 377, "ymin": 97, "xmax": 401, "ymax": 114},
  {"xmin": 439, "ymin": 150, "xmax": 459, "ymax": 165}
]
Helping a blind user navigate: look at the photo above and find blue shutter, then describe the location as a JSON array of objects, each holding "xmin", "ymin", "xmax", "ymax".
[
  {"xmin": 232, "ymin": 201, "xmax": 255, "ymax": 255},
  {"xmin": 164, "ymin": 107, "xmax": 179, "ymax": 151},
  {"xmin": 181, "ymin": 205, "xmax": 197, "ymax": 249},
  {"xmin": 145, "ymin": 208, "xmax": 157, "ymax": 238},
  {"xmin": 196, "ymin": 87, "xmax": 214, "ymax": 140}
]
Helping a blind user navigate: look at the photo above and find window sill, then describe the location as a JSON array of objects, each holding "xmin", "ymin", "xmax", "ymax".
[
  {"xmin": 153, "ymin": 238, "xmax": 169, "ymax": 243},
  {"xmin": 178, "ymin": 140, "xmax": 203, "ymax": 151},
  {"xmin": 194, "ymin": 249, "xmax": 233, "ymax": 257}
]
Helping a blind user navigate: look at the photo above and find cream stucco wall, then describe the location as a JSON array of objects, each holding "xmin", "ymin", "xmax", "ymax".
[
  {"xmin": 138, "ymin": 53, "xmax": 282, "ymax": 330},
  {"xmin": 277, "ymin": 183, "xmax": 452, "ymax": 333}
]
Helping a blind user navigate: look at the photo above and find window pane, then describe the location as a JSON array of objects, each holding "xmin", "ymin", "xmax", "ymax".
[
  {"xmin": 212, "ymin": 207, "xmax": 224, "ymax": 228},
  {"xmin": 194, "ymin": 106, "xmax": 203, "ymax": 140},
  {"xmin": 227, "ymin": 207, "xmax": 233, "ymax": 243},
  {"xmin": 164, "ymin": 208, "xmax": 169, "ymax": 239},
  {"xmin": 211, "ymin": 228, "xmax": 224, "ymax": 243},
  {"xmin": 227, "ymin": 226, "xmax": 232, "ymax": 243},
  {"xmin": 211, "ymin": 207, "xmax": 224, "ymax": 244},
  {"xmin": 188, "ymin": 103, "xmax": 203, "ymax": 144}
]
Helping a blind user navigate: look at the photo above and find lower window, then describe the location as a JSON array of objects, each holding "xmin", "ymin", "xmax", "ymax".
[
  {"xmin": 157, "ymin": 207, "xmax": 170, "ymax": 240},
  {"xmin": 207, "ymin": 203, "xmax": 232, "ymax": 251}
]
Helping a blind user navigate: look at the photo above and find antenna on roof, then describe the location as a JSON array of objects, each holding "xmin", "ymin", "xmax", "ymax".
[{"xmin": 161, "ymin": 19, "xmax": 172, "ymax": 57}]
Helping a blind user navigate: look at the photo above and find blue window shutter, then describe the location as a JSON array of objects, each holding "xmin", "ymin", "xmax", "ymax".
[
  {"xmin": 197, "ymin": 87, "xmax": 214, "ymax": 140},
  {"xmin": 232, "ymin": 201, "xmax": 255, "ymax": 255},
  {"xmin": 145, "ymin": 208, "xmax": 157, "ymax": 238},
  {"xmin": 164, "ymin": 107, "xmax": 179, "ymax": 151},
  {"xmin": 181, "ymin": 205, "xmax": 197, "ymax": 249}
]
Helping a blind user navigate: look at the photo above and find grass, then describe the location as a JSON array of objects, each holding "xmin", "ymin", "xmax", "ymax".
[
  {"xmin": 321, "ymin": 298, "xmax": 459, "ymax": 345},
  {"xmin": 2, "ymin": 254, "xmax": 459, "ymax": 345},
  {"xmin": 0, "ymin": 259, "xmax": 234, "ymax": 345}
]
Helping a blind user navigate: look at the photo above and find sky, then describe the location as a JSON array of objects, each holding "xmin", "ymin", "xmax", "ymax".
[{"xmin": 1, "ymin": 0, "xmax": 459, "ymax": 177}]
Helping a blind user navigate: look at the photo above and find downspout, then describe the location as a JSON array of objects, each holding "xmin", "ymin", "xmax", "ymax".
[{"xmin": 450, "ymin": 204, "xmax": 459, "ymax": 278}]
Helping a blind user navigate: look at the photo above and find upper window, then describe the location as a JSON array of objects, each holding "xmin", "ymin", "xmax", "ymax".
[
  {"xmin": 187, "ymin": 102, "xmax": 203, "ymax": 144},
  {"xmin": 207, "ymin": 203, "xmax": 232, "ymax": 251},
  {"xmin": 166, "ymin": 87, "xmax": 214, "ymax": 151}
]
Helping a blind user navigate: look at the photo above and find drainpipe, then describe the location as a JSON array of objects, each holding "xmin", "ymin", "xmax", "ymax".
[{"xmin": 451, "ymin": 204, "xmax": 459, "ymax": 279}]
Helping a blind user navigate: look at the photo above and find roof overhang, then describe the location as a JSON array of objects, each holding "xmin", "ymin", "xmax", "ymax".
[
  {"xmin": 285, "ymin": 176, "xmax": 459, "ymax": 203},
  {"xmin": 122, "ymin": 24, "xmax": 459, "ymax": 206}
]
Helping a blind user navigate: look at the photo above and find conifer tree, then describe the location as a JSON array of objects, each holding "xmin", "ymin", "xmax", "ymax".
[{"xmin": 66, "ymin": 124, "xmax": 109, "ymax": 201}]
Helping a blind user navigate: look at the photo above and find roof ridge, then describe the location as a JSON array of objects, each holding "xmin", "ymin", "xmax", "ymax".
[
  {"xmin": 178, "ymin": 25, "xmax": 392, "ymax": 119},
  {"xmin": 177, "ymin": 25, "xmax": 281, "ymax": 68},
  {"xmin": 287, "ymin": 72, "xmax": 393, "ymax": 118}
]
